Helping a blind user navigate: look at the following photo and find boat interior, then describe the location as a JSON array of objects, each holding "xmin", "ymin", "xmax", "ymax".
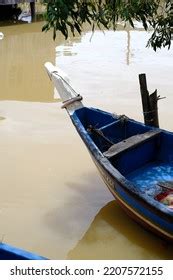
[{"xmin": 74, "ymin": 107, "xmax": 173, "ymax": 202}]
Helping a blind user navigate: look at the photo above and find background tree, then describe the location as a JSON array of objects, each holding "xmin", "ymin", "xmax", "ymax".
[{"xmin": 42, "ymin": 0, "xmax": 173, "ymax": 51}]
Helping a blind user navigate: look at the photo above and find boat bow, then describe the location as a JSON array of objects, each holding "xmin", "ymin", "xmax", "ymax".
[{"xmin": 44, "ymin": 62, "xmax": 83, "ymax": 113}]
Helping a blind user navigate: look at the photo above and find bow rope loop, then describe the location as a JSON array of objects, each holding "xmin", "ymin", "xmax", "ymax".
[
  {"xmin": 53, "ymin": 70, "xmax": 79, "ymax": 98},
  {"xmin": 51, "ymin": 70, "xmax": 83, "ymax": 108}
]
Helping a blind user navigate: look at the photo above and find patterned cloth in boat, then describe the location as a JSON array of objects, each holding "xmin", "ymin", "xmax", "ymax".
[{"xmin": 155, "ymin": 191, "xmax": 173, "ymax": 209}]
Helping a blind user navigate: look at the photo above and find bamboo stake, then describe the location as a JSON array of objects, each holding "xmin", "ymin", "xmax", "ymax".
[{"xmin": 139, "ymin": 74, "xmax": 159, "ymax": 128}]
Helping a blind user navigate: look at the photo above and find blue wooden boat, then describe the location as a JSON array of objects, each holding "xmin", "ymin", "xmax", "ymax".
[
  {"xmin": 0, "ymin": 243, "xmax": 47, "ymax": 260},
  {"xmin": 45, "ymin": 63, "xmax": 173, "ymax": 242}
]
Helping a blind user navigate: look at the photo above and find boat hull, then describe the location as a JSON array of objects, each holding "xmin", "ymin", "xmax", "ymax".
[
  {"xmin": 93, "ymin": 157, "xmax": 173, "ymax": 242},
  {"xmin": 44, "ymin": 62, "xmax": 173, "ymax": 242},
  {"xmin": 70, "ymin": 107, "xmax": 173, "ymax": 242},
  {"xmin": 0, "ymin": 243, "xmax": 47, "ymax": 260}
]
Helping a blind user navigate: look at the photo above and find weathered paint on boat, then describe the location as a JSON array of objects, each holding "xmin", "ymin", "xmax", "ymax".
[
  {"xmin": 0, "ymin": 243, "xmax": 47, "ymax": 260},
  {"xmin": 45, "ymin": 63, "xmax": 173, "ymax": 242},
  {"xmin": 70, "ymin": 108, "xmax": 173, "ymax": 241}
]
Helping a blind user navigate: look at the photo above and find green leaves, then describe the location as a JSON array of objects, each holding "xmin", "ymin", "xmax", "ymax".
[
  {"xmin": 42, "ymin": 0, "xmax": 173, "ymax": 51},
  {"xmin": 147, "ymin": 1, "xmax": 173, "ymax": 51}
]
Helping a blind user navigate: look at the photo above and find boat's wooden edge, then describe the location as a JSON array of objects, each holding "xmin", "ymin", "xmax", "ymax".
[{"xmin": 103, "ymin": 130, "xmax": 161, "ymax": 158}]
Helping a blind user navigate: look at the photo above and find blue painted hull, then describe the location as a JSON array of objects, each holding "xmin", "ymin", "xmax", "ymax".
[
  {"xmin": 0, "ymin": 243, "xmax": 47, "ymax": 260},
  {"xmin": 70, "ymin": 107, "xmax": 173, "ymax": 241}
]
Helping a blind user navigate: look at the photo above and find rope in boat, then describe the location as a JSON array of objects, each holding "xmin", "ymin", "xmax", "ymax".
[
  {"xmin": 87, "ymin": 125, "xmax": 114, "ymax": 146},
  {"xmin": 61, "ymin": 95, "xmax": 83, "ymax": 109},
  {"xmin": 143, "ymin": 109, "xmax": 157, "ymax": 115},
  {"xmin": 143, "ymin": 96, "xmax": 165, "ymax": 116}
]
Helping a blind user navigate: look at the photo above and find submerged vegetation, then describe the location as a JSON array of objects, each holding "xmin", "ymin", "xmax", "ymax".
[{"xmin": 42, "ymin": 0, "xmax": 173, "ymax": 51}]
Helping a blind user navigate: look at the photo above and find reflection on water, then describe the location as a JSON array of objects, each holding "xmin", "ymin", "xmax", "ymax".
[
  {"xmin": 126, "ymin": 30, "xmax": 131, "ymax": 65},
  {"xmin": 0, "ymin": 21, "xmax": 173, "ymax": 259},
  {"xmin": 68, "ymin": 201, "xmax": 173, "ymax": 260},
  {"xmin": 56, "ymin": 29, "xmax": 173, "ymax": 130},
  {"xmin": 0, "ymin": 22, "xmax": 58, "ymax": 102}
]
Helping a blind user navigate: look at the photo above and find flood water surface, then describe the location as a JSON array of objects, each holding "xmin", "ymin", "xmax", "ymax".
[{"xmin": 0, "ymin": 22, "xmax": 173, "ymax": 259}]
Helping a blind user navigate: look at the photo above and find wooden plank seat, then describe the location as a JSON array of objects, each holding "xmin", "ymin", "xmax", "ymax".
[{"xmin": 103, "ymin": 130, "xmax": 161, "ymax": 158}]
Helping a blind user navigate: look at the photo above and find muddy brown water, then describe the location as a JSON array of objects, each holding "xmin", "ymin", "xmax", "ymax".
[{"xmin": 0, "ymin": 21, "xmax": 173, "ymax": 259}]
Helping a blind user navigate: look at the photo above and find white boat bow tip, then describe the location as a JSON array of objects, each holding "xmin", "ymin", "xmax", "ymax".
[
  {"xmin": 44, "ymin": 62, "xmax": 83, "ymax": 111},
  {"xmin": 44, "ymin": 62, "xmax": 69, "ymax": 83}
]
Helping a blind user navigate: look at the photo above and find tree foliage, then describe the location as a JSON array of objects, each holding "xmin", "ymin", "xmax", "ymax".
[{"xmin": 42, "ymin": 0, "xmax": 173, "ymax": 51}]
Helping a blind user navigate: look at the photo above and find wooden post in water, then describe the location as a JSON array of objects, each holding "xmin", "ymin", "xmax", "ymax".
[
  {"xmin": 139, "ymin": 73, "xmax": 159, "ymax": 128},
  {"xmin": 30, "ymin": 1, "xmax": 36, "ymax": 21}
]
